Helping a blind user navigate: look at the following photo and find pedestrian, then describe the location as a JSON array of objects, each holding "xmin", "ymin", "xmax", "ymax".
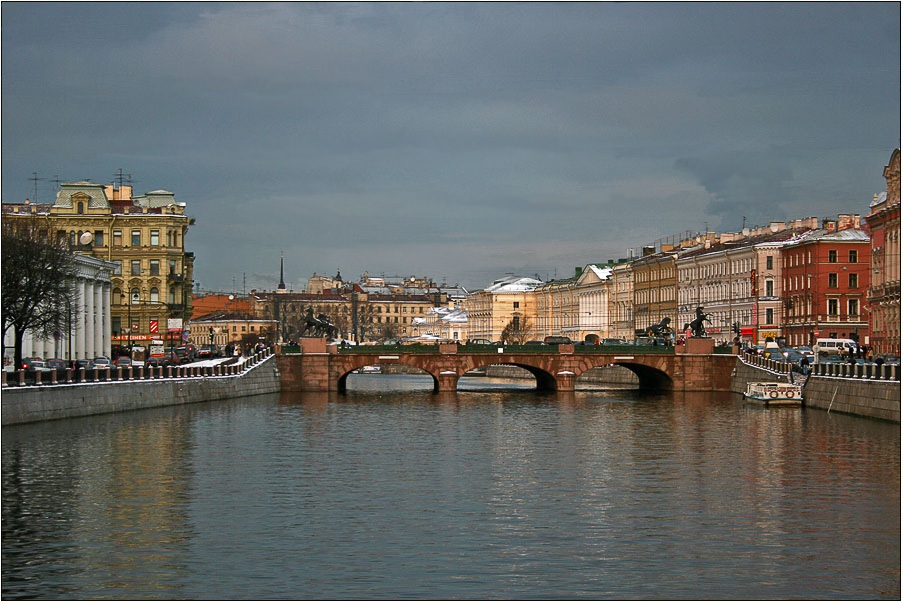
[
  {"xmin": 876, "ymin": 356, "xmax": 885, "ymax": 368},
  {"xmin": 799, "ymin": 355, "xmax": 810, "ymax": 375}
]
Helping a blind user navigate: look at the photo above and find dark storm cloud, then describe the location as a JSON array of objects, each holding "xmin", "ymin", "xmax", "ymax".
[{"xmin": 2, "ymin": 2, "xmax": 899, "ymax": 291}]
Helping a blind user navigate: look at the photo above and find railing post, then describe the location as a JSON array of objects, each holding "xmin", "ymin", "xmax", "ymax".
[
  {"xmin": 50, "ymin": 369, "xmax": 58, "ymax": 385},
  {"xmin": 18, "ymin": 369, "xmax": 25, "ymax": 386},
  {"xmin": 1, "ymin": 370, "xmax": 6, "ymax": 387},
  {"xmin": 35, "ymin": 370, "xmax": 43, "ymax": 386},
  {"xmin": 117, "ymin": 367, "xmax": 123, "ymax": 381}
]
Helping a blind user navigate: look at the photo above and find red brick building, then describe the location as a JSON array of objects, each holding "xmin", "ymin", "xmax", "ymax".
[
  {"xmin": 865, "ymin": 149, "xmax": 900, "ymax": 356},
  {"xmin": 781, "ymin": 215, "xmax": 870, "ymax": 348}
]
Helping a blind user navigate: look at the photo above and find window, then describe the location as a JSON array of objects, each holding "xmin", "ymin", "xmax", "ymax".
[
  {"xmin": 233, "ymin": 325, "xmax": 237, "ymax": 332},
  {"xmin": 77, "ymin": 202, "xmax": 84, "ymax": 214},
  {"xmin": 765, "ymin": 280, "xmax": 774, "ymax": 297},
  {"xmin": 149, "ymin": 260, "xmax": 159, "ymax": 275},
  {"xmin": 113, "ymin": 261, "xmax": 122, "ymax": 275},
  {"xmin": 848, "ymin": 299, "xmax": 859, "ymax": 316},
  {"xmin": 113, "ymin": 230, "xmax": 122, "ymax": 246},
  {"xmin": 131, "ymin": 260, "xmax": 140, "ymax": 275},
  {"xmin": 150, "ymin": 230, "xmax": 159, "ymax": 246},
  {"xmin": 828, "ymin": 273, "xmax": 838, "ymax": 288},
  {"xmin": 828, "ymin": 249, "xmax": 837, "ymax": 263},
  {"xmin": 765, "ymin": 308, "xmax": 774, "ymax": 324},
  {"xmin": 170, "ymin": 260, "xmax": 177, "ymax": 275},
  {"xmin": 169, "ymin": 289, "xmax": 175, "ymax": 304},
  {"xmin": 828, "ymin": 299, "xmax": 839, "ymax": 315},
  {"xmin": 849, "ymin": 273, "xmax": 858, "ymax": 288},
  {"xmin": 514, "ymin": 302, "xmax": 520, "ymax": 309},
  {"xmin": 150, "ymin": 288, "xmax": 159, "ymax": 303},
  {"xmin": 94, "ymin": 231, "xmax": 104, "ymax": 246},
  {"xmin": 131, "ymin": 230, "xmax": 141, "ymax": 246},
  {"xmin": 849, "ymin": 249, "xmax": 858, "ymax": 263},
  {"xmin": 242, "ymin": 326, "xmax": 246, "ymax": 332},
  {"xmin": 251, "ymin": 325, "xmax": 256, "ymax": 331},
  {"xmin": 766, "ymin": 256, "xmax": 773, "ymax": 270}
]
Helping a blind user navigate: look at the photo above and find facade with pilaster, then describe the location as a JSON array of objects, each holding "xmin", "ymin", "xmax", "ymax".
[
  {"xmin": 865, "ymin": 149, "xmax": 901, "ymax": 356},
  {"xmin": 3, "ymin": 253, "xmax": 116, "ymax": 362}
]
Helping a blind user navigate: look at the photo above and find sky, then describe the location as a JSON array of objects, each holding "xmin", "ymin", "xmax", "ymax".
[{"xmin": 2, "ymin": 2, "xmax": 900, "ymax": 293}]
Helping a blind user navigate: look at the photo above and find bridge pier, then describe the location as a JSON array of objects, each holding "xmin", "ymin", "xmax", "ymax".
[
  {"xmin": 435, "ymin": 372, "xmax": 459, "ymax": 393},
  {"xmin": 554, "ymin": 372, "xmax": 576, "ymax": 392}
]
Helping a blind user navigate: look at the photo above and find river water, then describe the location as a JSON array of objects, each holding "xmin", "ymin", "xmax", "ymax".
[{"xmin": 2, "ymin": 375, "xmax": 900, "ymax": 599}]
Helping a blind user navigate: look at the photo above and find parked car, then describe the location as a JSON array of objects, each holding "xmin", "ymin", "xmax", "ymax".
[
  {"xmin": 602, "ymin": 338, "xmax": 627, "ymax": 345},
  {"xmin": 198, "ymin": 345, "xmax": 221, "ymax": 358},
  {"xmin": 113, "ymin": 357, "xmax": 133, "ymax": 367},
  {"xmin": 45, "ymin": 359, "xmax": 68, "ymax": 372},
  {"xmin": 93, "ymin": 356, "xmax": 112, "ymax": 367},
  {"xmin": 466, "ymin": 339, "xmax": 493, "ymax": 346},
  {"xmin": 543, "ymin": 336, "xmax": 573, "ymax": 345},
  {"xmin": 22, "ymin": 359, "xmax": 48, "ymax": 372},
  {"xmin": 20, "ymin": 357, "xmax": 44, "ymax": 370},
  {"xmin": 75, "ymin": 358, "xmax": 95, "ymax": 371},
  {"xmin": 175, "ymin": 345, "xmax": 197, "ymax": 362},
  {"xmin": 523, "ymin": 340, "xmax": 547, "ymax": 346}
]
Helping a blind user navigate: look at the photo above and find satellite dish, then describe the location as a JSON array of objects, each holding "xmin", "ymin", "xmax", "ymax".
[
  {"xmin": 79, "ymin": 232, "xmax": 93, "ymax": 245},
  {"xmin": 228, "ymin": 295, "xmax": 234, "ymax": 300}
]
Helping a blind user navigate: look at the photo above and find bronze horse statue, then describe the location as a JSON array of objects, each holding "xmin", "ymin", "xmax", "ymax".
[
  {"xmin": 301, "ymin": 306, "xmax": 339, "ymax": 339},
  {"xmin": 684, "ymin": 307, "xmax": 711, "ymax": 338},
  {"xmin": 645, "ymin": 317, "xmax": 673, "ymax": 339}
]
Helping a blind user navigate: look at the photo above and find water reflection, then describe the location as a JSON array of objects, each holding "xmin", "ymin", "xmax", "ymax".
[{"xmin": 3, "ymin": 380, "xmax": 900, "ymax": 600}]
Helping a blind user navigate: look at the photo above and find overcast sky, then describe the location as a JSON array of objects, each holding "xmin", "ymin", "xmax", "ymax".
[{"xmin": 3, "ymin": 2, "xmax": 899, "ymax": 292}]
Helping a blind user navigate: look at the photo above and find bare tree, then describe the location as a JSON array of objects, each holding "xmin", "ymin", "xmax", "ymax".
[
  {"xmin": 2, "ymin": 218, "xmax": 78, "ymax": 370},
  {"xmin": 500, "ymin": 313, "xmax": 532, "ymax": 345}
]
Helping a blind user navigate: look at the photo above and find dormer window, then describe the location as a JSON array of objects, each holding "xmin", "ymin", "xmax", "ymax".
[{"xmin": 77, "ymin": 202, "xmax": 84, "ymax": 214}]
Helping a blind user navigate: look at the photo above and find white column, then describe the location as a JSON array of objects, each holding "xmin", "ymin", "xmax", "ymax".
[
  {"xmin": 94, "ymin": 282, "xmax": 103, "ymax": 358},
  {"xmin": 75, "ymin": 279, "xmax": 86, "ymax": 360},
  {"xmin": 85, "ymin": 281, "xmax": 96, "ymax": 359},
  {"xmin": 102, "ymin": 283, "xmax": 111, "ymax": 358}
]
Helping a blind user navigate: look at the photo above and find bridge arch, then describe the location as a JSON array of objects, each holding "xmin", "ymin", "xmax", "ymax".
[
  {"xmin": 335, "ymin": 359, "xmax": 442, "ymax": 393},
  {"xmin": 457, "ymin": 361, "xmax": 558, "ymax": 391},
  {"xmin": 572, "ymin": 359, "xmax": 674, "ymax": 391}
]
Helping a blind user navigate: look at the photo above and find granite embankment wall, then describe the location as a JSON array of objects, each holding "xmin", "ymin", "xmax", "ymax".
[
  {"xmin": 730, "ymin": 356, "xmax": 792, "ymax": 393},
  {"xmin": 2, "ymin": 356, "xmax": 280, "ymax": 426},
  {"xmin": 803, "ymin": 376, "xmax": 900, "ymax": 422},
  {"xmin": 731, "ymin": 354, "xmax": 900, "ymax": 422}
]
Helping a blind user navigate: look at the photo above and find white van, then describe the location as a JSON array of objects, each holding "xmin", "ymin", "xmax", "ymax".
[{"xmin": 814, "ymin": 338, "xmax": 857, "ymax": 355}]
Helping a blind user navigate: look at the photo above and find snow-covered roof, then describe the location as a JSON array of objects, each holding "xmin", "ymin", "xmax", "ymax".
[
  {"xmin": 791, "ymin": 228, "xmax": 870, "ymax": 243},
  {"xmin": 587, "ymin": 265, "xmax": 612, "ymax": 281},
  {"xmin": 483, "ymin": 276, "xmax": 542, "ymax": 293}
]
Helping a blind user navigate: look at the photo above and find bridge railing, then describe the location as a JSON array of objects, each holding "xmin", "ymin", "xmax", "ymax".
[{"xmin": 332, "ymin": 343, "xmax": 687, "ymax": 355}]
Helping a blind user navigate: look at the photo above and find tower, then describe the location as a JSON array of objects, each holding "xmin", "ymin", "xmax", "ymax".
[{"xmin": 277, "ymin": 252, "xmax": 287, "ymax": 293}]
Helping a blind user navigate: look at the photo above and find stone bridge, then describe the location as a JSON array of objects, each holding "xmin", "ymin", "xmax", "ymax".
[{"xmin": 277, "ymin": 339, "xmax": 737, "ymax": 393}]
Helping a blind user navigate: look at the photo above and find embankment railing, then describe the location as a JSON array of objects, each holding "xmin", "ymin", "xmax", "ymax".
[{"xmin": 2, "ymin": 348, "xmax": 274, "ymax": 389}]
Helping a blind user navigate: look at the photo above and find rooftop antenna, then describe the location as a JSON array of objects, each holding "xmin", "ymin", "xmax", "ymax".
[
  {"xmin": 29, "ymin": 172, "xmax": 43, "ymax": 203},
  {"xmin": 50, "ymin": 174, "xmax": 62, "ymax": 193},
  {"xmin": 243, "ymin": 272, "xmax": 246, "ymax": 295},
  {"xmin": 742, "ymin": 216, "xmax": 747, "ymax": 230}
]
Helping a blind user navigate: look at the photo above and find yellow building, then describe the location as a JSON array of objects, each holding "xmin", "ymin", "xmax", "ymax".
[
  {"xmin": 2, "ymin": 182, "xmax": 195, "ymax": 350},
  {"xmin": 189, "ymin": 312, "xmax": 278, "ymax": 348},
  {"xmin": 464, "ymin": 276, "xmax": 541, "ymax": 342}
]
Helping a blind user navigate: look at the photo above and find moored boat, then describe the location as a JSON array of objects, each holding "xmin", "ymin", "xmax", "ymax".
[{"xmin": 744, "ymin": 382, "xmax": 803, "ymax": 405}]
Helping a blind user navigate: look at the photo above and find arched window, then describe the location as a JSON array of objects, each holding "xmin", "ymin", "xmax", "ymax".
[
  {"xmin": 113, "ymin": 288, "xmax": 122, "ymax": 303},
  {"xmin": 77, "ymin": 202, "xmax": 84, "ymax": 214},
  {"xmin": 69, "ymin": 231, "xmax": 76, "ymax": 246},
  {"xmin": 150, "ymin": 288, "xmax": 159, "ymax": 303}
]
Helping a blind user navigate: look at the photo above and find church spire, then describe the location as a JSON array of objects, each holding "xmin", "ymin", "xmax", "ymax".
[{"xmin": 277, "ymin": 252, "xmax": 286, "ymax": 292}]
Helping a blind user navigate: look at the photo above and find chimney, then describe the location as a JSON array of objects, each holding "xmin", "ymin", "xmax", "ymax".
[
  {"xmin": 837, "ymin": 214, "xmax": 860, "ymax": 231},
  {"xmin": 720, "ymin": 233, "xmax": 736, "ymax": 243},
  {"xmin": 770, "ymin": 221, "xmax": 786, "ymax": 233},
  {"xmin": 661, "ymin": 243, "xmax": 675, "ymax": 252},
  {"xmin": 704, "ymin": 240, "xmax": 711, "ymax": 249},
  {"xmin": 822, "ymin": 218, "xmax": 837, "ymax": 233},
  {"xmin": 642, "ymin": 245, "xmax": 656, "ymax": 256},
  {"xmin": 24, "ymin": 198, "xmax": 30, "ymax": 205}
]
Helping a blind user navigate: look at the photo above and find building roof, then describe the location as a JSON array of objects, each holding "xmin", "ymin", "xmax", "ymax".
[
  {"xmin": 53, "ymin": 182, "xmax": 110, "ymax": 209},
  {"xmin": 787, "ymin": 227, "xmax": 870, "ymax": 245},
  {"xmin": 482, "ymin": 276, "xmax": 542, "ymax": 293}
]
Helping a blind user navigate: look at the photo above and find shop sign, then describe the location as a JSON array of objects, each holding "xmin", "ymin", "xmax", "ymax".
[
  {"xmin": 149, "ymin": 320, "xmax": 159, "ymax": 333},
  {"xmin": 740, "ymin": 327, "xmax": 756, "ymax": 336}
]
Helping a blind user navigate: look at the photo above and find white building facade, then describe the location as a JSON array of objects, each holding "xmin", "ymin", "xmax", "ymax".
[{"xmin": 5, "ymin": 253, "xmax": 116, "ymax": 362}]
